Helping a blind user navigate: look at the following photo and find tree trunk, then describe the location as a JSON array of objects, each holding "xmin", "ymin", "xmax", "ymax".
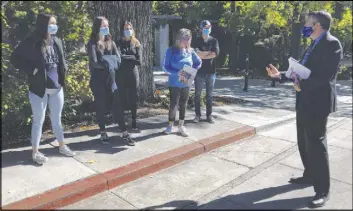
[
  {"xmin": 229, "ymin": 1, "xmax": 238, "ymax": 71},
  {"xmin": 87, "ymin": 1, "xmax": 154, "ymax": 103},
  {"xmin": 334, "ymin": 1, "xmax": 344, "ymax": 20},
  {"xmin": 289, "ymin": 3, "xmax": 304, "ymax": 60}
]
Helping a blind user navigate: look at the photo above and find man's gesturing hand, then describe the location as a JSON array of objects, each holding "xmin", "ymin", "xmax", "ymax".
[{"xmin": 266, "ymin": 64, "xmax": 281, "ymax": 79}]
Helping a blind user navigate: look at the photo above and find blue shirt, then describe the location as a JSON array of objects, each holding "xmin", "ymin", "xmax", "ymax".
[
  {"xmin": 163, "ymin": 47, "xmax": 202, "ymax": 88},
  {"xmin": 301, "ymin": 32, "xmax": 327, "ymax": 65}
]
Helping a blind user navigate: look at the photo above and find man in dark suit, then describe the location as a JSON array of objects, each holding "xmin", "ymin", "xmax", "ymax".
[{"xmin": 266, "ymin": 11, "xmax": 343, "ymax": 208}]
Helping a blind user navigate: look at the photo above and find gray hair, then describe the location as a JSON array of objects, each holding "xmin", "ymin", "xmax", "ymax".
[
  {"xmin": 174, "ymin": 28, "xmax": 192, "ymax": 51},
  {"xmin": 308, "ymin": 11, "xmax": 332, "ymax": 30}
]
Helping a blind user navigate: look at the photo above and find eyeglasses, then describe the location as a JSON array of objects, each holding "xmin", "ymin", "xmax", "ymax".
[{"xmin": 181, "ymin": 34, "xmax": 191, "ymax": 41}]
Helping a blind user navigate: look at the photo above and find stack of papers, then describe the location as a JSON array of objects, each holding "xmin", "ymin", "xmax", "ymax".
[
  {"xmin": 179, "ymin": 65, "xmax": 198, "ymax": 86},
  {"xmin": 285, "ymin": 57, "xmax": 311, "ymax": 80}
]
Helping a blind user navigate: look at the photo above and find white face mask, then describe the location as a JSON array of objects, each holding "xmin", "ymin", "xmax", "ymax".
[
  {"xmin": 124, "ymin": 30, "xmax": 133, "ymax": 38},
  {"xmin": 99, "ymin": 27, "xmax": 109, "ymax": 36},
  {"xmin": 48, "ymin": 24, "xmax": 58, "ymax": 35}
]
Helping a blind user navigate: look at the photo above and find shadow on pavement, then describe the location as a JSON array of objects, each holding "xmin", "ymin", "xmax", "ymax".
[
  {"xmin": 1, "ymin": 119, "xmax": 173, "ymax": 168},
  {"xmin": 142, "ymin": 183, "xmax": 312, "ymax": 210},
  {"xmin": 1, "ymin": 136, "xmax": 129, "ymax": 169}
]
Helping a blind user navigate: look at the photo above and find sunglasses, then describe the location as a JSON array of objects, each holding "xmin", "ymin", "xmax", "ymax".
[{"xmin": 181, "ymin": 35, "xmax": 191, "ymax": 41}]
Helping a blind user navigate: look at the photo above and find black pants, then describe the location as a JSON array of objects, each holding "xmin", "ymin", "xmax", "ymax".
[
  {"xmin": 112, "ymin": 90, "xmax": 127, "ymax": 132},
  {"xmin": 116, "ymin": 68, "xmax": 139, "ymax": 120},
  {"xmin": 296, "ymin": 111, "xmax": 330, "ymax": 194},
  {"xmin": 168, "ymin": 87, "xmax": 190, "ymax": 122},
  {"xmin": 90, "ymin": 69, "xmax": 126, "ymax": 132}
]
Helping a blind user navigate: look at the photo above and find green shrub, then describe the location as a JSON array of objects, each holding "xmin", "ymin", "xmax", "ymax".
[
  {"xmin": 65, "ymin": 54, "xmax": 93, "ymax": 102},
  {"xmin": 1, "ymin": 43, "xmax": 33, "ymax": 146},
  {"xmin": 337, "ymin": 65, "xmax": 352, "ymax": 80}
]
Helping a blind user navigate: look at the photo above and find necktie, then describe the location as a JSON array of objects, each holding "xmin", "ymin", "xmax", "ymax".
[{"xmin": 301, "ymin": 41, "xmax": 315, "ymax": 65}]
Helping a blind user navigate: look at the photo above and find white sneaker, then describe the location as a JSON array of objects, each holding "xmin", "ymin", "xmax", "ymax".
[
  {"xmin": 59, "ymin": 145, "xmax": 76, "ymax": 157},
  {"xmin": 32, "ymin": 152, "xmax": 49, "ymax": 165},
  {"xmin": 178, "ymin": 126, "xmax": 189, "ymax": 137},
  {"xmin": 193, "ymin": 116, "xmax": 201, "ymax": 123}
]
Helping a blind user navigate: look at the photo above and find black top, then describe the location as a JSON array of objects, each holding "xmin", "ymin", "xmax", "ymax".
[
  {"xmin": 193, "ymin": 36, "xmax": 219, "ymax": 76},
  {"xmin": 87, "ymin": 39, "xmax": 120, "ymax": 74},
  {"xmin": 117, "ymin": 39, "xmax": 142, "ymax": 71},
  {"xmin": 10, "ymin": 34, "xmax": 68, "ymax": 98},
  {"xmin": 44, "ymin": 36, "xmax": 60, "ymax": 89}
]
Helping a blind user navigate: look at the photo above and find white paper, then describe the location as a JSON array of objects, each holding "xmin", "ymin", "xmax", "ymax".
[
  {"xmin": 179, "ymin": 65, "xmax": 198, "ymax": 86},
  {"xmin": 285, "ymin": 57, "xmax": 311, "ymax": 79}
]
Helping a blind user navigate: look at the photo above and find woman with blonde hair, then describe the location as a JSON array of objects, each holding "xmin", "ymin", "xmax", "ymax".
[
  {"xmin": 116, "ymin": 21, "xmax": 142, "ymax": 133},
  {"xmin": 163, "ymin": 28, "xmax": 202, "ymax": 137}
]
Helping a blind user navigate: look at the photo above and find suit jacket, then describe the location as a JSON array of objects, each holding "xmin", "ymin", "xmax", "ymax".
[
  {"xmin": 297, "ymin": 32, "xmax": 343, "ymax": 117},
  {"xmin": 10, "ymin": 35, "xmax": 68, "ymax": 98}
]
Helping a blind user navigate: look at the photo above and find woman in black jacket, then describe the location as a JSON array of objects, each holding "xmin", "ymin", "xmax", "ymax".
[
  {"xmin": 117, "ymin": 21, "xmax": 142, "ymax": 131},
  {"xmin": 87, "ymin": 17, "xmax": 135, "ymax": 146},
  {"xmin": 10, "ymin": 13, "xmax": 75, "ymax": 165}
]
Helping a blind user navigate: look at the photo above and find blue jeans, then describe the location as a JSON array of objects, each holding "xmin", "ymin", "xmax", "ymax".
[
  {"xmin": 194, "ymin": 73, "xmax": 216, "ymax": 117},
  {"xmin": 29, "ymin": 87, "xmax": 64, "ymax": 148}
]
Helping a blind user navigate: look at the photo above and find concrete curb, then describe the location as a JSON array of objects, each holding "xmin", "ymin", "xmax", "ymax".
[{"xmin": 2, "ymin": 126, "xmax": 255, "ymax": 210}]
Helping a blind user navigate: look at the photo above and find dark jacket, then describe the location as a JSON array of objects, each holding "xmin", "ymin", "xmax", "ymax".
[
  {"xmin": 87, "ymin": 39, "xmax": 120, "ymax": 74},
  {"xmin": 117, "ymin": 39, "xmax": 142, "ymax": 71},
  {"xmin": 101, "ymin": 54, "xmax": 121, "ymax": 92},
  {"xmin": 87, "ymin": 39, "xmax": 121, "ymax": 112},
  {"xmin": 297, "ymin": 32, "xmax": 343, "ymax": 117},
  {"xmin": 10, "ymin": 34, "xmax": 68, "ymax": 98}
]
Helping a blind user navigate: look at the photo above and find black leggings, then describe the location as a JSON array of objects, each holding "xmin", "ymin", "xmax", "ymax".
[
  {"xmin": 168, "ymin": 87, "xmax": 190, "ymax": 122},
  {"xmin": 90, "ymin": 69, "xmax": 126, "ymax": 132},
  {"xmin": 116, "ymin": 68, "xmax": 139, "ymax": 120}
]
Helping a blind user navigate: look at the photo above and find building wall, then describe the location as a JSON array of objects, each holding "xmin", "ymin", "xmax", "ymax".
[{"xmin": 154, "ymin": 24, "xmax": 169, "ymax": 70}]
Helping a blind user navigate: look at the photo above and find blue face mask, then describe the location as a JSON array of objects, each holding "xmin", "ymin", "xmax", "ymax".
[
  {"xmin": 302, "ymin": 26, "xmax": 314, "ymax": 38},
  {"xmin": 124, "ymin": 30, "xmax": 133, "ymax": 38},
  {"xmin": 48, "ymin": 24, "xmax": 58, "ymax": 35},
  {"xmin": 202, "ymin": 28, "xmax": 211, "ymax": 36},
  {"xmin": 99, "ymin": 27, "xmax": 109, "ymax": 36}
]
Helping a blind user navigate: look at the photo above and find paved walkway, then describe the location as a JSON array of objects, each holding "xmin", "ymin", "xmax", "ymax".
[
  {"xmin": 63, "ymin": 116, "xmax": 352, "ymax": 209},
  {"xmin": 2, "ymin": 77, "xmax": 351, "ymax": 209}
]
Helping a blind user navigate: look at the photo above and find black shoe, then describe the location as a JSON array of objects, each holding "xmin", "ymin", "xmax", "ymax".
[
  {"xmin": 289, "ymin": 177, "xmax": 312, "ymax": 185},
  {"xmin": 132, "ymin": 119, "xmax": 139, "ymax": 131},
  {"xmin": 122, "ymin": 133, "xmax": 135, "ymax": 146},
  {"xmin": 100, "ymin": 132, "xmax": 110, "ymax": 145},
  {"xmin": 308, "ymin": 193, "xmax": 329, "ymax": 208},
  {"xmin": 207, "ymin": 116, "xmax": 215, "ymax": 124}
]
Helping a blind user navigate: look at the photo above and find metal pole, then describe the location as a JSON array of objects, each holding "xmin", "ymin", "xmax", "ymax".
[
  {"xmin": 243, "ymin": 54, "xmax": 250, "ymax": 92},
  {"xmin": 271, "ymin": 78, "xmax": 276, "ymax": 87}
]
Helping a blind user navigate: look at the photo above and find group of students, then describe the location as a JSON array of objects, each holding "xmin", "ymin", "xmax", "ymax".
[
  {"xmin": 10, "ymin": 10, "xmax": 344, "ymax": 208},
  {"xmin": 10, "ymin": 13, "xmax": 219, "ymax": 165}
]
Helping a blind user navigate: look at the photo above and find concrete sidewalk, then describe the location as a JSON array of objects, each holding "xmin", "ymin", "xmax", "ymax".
[
  {"xmin": 2, "ymin": 78, "xmax": 351, "ymax": 209},
  {"xmin": 63, "ymin": 115, "xmax": 352, "ymax": 210},
  {"xmin": 2, "ymin": 114, "xmax": 253, "ymax": 208}
]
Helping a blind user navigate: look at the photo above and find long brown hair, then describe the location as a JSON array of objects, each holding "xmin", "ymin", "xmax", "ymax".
[
  {"xmin": 121, "ymin": 21, "xmax": 140, "ymax": 47},
  {"xmin": 90, "ymin": 16, "xmax": 113, "ymax": 52},
  {"xmin": 32, "ymin": 13, "xmax": 57, "ymax": 54}
]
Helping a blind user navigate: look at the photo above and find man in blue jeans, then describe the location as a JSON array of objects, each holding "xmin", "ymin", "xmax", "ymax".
[{"xmin": 193, "ymin": 20, "xmax": 220, "ymax": 123}]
